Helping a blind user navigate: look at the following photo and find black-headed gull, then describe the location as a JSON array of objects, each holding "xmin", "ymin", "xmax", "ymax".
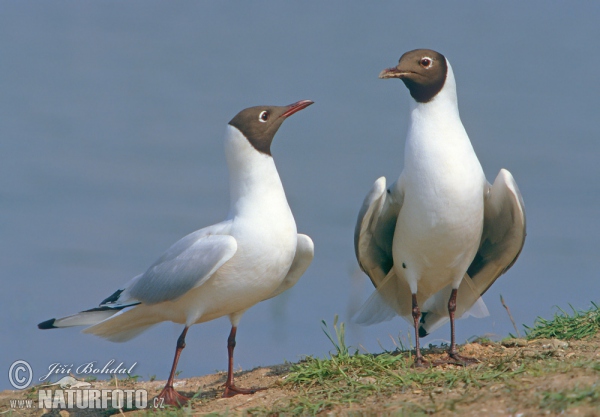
[
  {"xmin": 354, "ymin": 50, "xmax": 525, "ymax": 365},
  {"xmin": 39, "ymin": 100, "xmax": 314, "ymax": 404}
]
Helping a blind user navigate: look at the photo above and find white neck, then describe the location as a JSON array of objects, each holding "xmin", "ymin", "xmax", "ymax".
[
  {"xmin": 408, "ymin": 60, "xmax": 460, "ymax": 129},
  {"xmin": 224, "ymin": 125, "xmax": 291, "ymax": 220},
  {"xmin": 404, "ymin": 60, "xmax": 482, "ymax": 179}
]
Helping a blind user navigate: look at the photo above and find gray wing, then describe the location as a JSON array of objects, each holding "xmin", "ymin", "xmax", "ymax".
[
  {"xmin": 127, "ymin": 223, "xmax": 237, "ymax": 304},
  {"xmin": 354, "ymin": 177, "xmax": 414, "ymax": 325},
  {"xmin": 354, "ymin": 177, "xmax": 402, "ymax": 287},
  {"xmin": 419, "ymin": 169, "xmax": 526, "ymax": 336},
  {"xmin": 263, "ymin": 234, "xmax": 314, "ymax": 301},
  {"xmin": 468, "ymin": 168, "xmax": 526, "ymax": 293}
]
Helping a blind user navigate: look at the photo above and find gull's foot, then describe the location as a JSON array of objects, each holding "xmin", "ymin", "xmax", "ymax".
[
  {"xmin": 156, "ymin": 386, "xmax": 189, "ymax": 407},
  {"xmin": 222, "ymin": 384, "xmax": 267, "ymax": 398},
  {"xmin": 411, "ymin": 356, "xmax": 430, "ymax": 368}
]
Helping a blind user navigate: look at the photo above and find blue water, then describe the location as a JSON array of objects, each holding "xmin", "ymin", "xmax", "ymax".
[{"xmin": 1, "ymin": 2, "xmax": 600, "ymax": 390}]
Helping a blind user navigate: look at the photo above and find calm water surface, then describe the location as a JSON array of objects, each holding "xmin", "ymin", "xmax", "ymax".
[{"xmin": 1, "ymin": 2, "xmax": 599, "ymax": 389}]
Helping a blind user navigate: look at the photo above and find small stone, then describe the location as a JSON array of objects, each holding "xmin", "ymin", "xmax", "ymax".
[
  {"xmin": 565, "ymin": 352, "xmax": 576, "ymax": 359},
  {"xmin": 501, "ymin": 338, "xmax": 528, "ymax": 347},
  {"xmin": 357, "ymin": 377, "xmax": 377, "ymax": 385},
  {"xmin": 412, "ymin": 389, "xmax": 423, "ymax": 394},
  {"xmin": 432, "ymin": 387, "xmax": 444, "ymax": 394},
  {"xmin": 542, "ymin": 339, "xmax": 569, "ymax": 350}
]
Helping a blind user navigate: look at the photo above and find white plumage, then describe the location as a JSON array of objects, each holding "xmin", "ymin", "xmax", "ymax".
[
  {"xmin": 40, "ymin": 100, "xmax": 315, "ymax": 403},
  {"xmin": 355, "ymin": 50, "xmax": 525, "ymax": 364}
]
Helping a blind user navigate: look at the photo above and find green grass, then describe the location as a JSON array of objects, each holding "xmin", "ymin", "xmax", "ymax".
[
  {"xmin": 277, "ymin": 352, "xmax": 525, "ymax": 414},
  {"xmin": 243, "ymin": 310, "xmax": 600, "ymax": 416},
  {"xmin": 524, "ymin": 302, "xmax": 600, "ymax": 340},
  {"xmin": 244, "ymin": 317, "xmax": 523, "ymax": 415},
  {"xmin": 110, "ymin": 305, "xmax": 600, "ymax": 416}
]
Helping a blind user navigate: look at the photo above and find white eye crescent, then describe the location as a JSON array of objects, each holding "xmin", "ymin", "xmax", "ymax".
[
  {"xmin": 259, "ymin": 110, "xmax": 269, "ymax": 123},
  {"xmin": 420, "ymin": 57, "xmax": 433, "ymax": 68}
]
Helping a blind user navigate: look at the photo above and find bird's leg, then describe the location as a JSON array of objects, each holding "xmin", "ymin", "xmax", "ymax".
[
  {"xmin": 156, "ymin": 327, "xmax": 190, "ymax": 407},
  {"xmin": 222, "ymin": 326, "xmax": 266, "ymax": 398},
  {"xmin": 446, "ymin": 289, "xmax": 478, "ymax": 365},
  {"xmin": 411, "ymin": 294, "xmax": 428, "ymax": 367}
]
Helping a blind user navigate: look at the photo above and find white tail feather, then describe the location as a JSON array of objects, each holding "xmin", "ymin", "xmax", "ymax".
[
  {"xmin": 353, "ymin": 289, "xmax": 398, "ymax": 325},
  {"xmin": 83, "ymin": 307, "xmax": 160, "ymax": 343},
  {"xmin": 354, "ymin": 269, "xmax": 413, "ymax": 326}
]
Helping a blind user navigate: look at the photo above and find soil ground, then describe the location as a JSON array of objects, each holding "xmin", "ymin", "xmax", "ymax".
[{"xmin": 2, "ymin": 335, "xmax": 599, "ymax": 416}]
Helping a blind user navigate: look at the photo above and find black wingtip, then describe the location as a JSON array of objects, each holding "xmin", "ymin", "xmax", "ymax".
[
  {"xmin": 38, "ymin": 318, "xmax": 57, "ymax": 330},
  {"xmin": 100, "ymin": 289, "xmax": 124, "ymax": 305}
]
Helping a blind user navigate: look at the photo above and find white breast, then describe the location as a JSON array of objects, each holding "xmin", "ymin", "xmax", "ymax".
[
  {"xmin": 393, "ymin": 62, "xmax": 486, "ymax": 293},
  {"xmin": 190, "ymin": 125, "xmax": 297, "ymax": 322}
]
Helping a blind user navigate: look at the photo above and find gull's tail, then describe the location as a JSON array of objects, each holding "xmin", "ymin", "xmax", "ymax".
[
  {"xmin": 354, "ymin": 271, "xmax": 489, "ymax": 338},
  {"xmin": 37, "ymin": 279, "xmax": 156, "ymax": 342},
  {"xmin": 82, "ymin": 306, "xmax": 160, "ymax": 343}
]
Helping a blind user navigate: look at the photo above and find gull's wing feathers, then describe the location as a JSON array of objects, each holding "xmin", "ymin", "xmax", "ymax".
[
  {"xmin": 38, "ymin": 221, "xmax": 237, "ymax": 330},
  {"xmin": 263, "ymin": 234, "xmax": 314, "ymax": 301},
  {"xmin": 37, "ymin": 303, "xmax": 140, "ymax": 330},
  {"xmin": 354, "ymin": 177, "xmax": 408, "ymax": 325},
  {"xmin": 354, "ymin": 177, "xmax": 403, "ymax": 287},
  {"xmin": 418, "ymin": 169, "xmax": 526, "ymax": 336},
  {"xmin": 468, "ymin": 168, "xmax": 526, "ymax": 293},
  {"xmin": 83, "ymin": 224, "xmax": 237, "ymax": 342},
  {"xmin": 37, "ymin": 274, "xmax": 144, "ymax": 330},
  {"xmin": 129, "ymin": 222, "xmax": 237, "ymax": 304}
]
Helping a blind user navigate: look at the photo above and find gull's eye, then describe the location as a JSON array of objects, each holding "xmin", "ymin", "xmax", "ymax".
[
  {"xmin": 420, "ymin": 57, "xmax": 433, "ymax": 68},
  {"xmin": 258, "ymin": 110, "xmax": 269, "ymax": 123}
]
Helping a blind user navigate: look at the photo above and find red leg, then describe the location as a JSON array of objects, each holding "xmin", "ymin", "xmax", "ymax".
[
  {"xmin": 446, "ymin": 289, "xmax": 478, "ymax": 365},
  {"xmin": 222, "ymin": 326, "xmax": 266, "ymax": 398},
  {"xmin": 411, "ymin": 294, "xmax": 429, "ymax": 367},
  {"xmin": 156, "ymin": 327, "xmax": 190, "ymax": 407}
]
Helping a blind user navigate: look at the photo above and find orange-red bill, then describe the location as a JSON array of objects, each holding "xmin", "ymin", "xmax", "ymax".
[{"xmin": 280, "ymin": 100, "xmax": 314, "ymax": 118}]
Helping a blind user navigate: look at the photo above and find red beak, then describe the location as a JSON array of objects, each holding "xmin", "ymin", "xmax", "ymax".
[{"xmin": 280, "ymin": 100, "xmax": 314, "ymax": 118}]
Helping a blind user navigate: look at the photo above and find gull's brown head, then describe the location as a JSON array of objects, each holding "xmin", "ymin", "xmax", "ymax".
[{"xmin": 379, "ymin": 49, "xmax": 448, "ymax": 103}]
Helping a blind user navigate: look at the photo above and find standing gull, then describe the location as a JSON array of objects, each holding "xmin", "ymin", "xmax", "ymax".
[
  {"xmin": 39, "ymin": 100, "xmax": 315, "ymax": 404},
  {"xmin": 354, "ymin": 49, "xmax": 526, "ymax": 365}
]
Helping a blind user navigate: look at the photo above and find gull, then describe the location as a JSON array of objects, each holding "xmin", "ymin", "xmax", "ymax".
[
  {"xmin": 354, "ymin": 49, "xmax": 526, "ymax": 365},
  {"xmin": 39, "ymin": 100, "xmax": 315, "ymax": 404}
]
